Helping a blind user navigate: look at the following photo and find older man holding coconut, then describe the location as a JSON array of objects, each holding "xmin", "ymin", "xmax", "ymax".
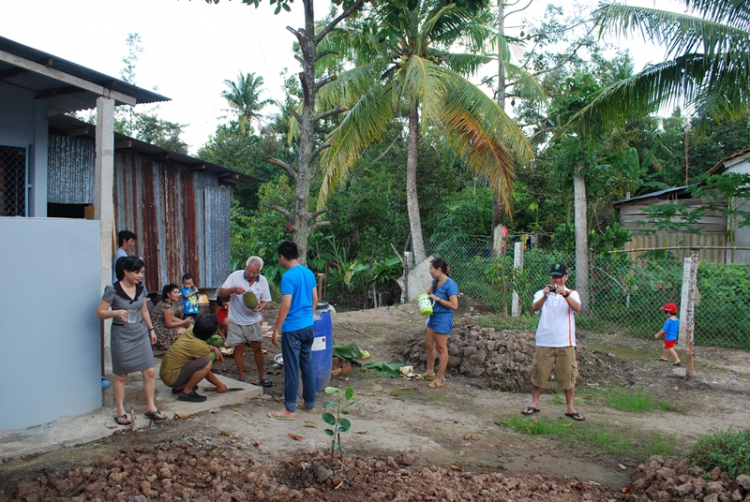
[{"xmin": 217, "ymin": 256, "xmax": 273, "ymax": 386}]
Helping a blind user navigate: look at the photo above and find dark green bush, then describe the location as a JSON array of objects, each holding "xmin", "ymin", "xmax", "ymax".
[{"xmin": 689, "ymin": 428, "xmax": 750, "ymax": 479}]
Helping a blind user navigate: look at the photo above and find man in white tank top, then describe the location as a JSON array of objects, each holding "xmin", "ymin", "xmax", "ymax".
[{"xmin": 521, "ymin": 263, "xmax": 585, "ymax": 421}]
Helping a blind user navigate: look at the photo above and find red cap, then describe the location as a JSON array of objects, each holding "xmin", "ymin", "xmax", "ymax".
[{"xmin": 660, "ymin": 303, "xmax": 677, "ymax": 314}]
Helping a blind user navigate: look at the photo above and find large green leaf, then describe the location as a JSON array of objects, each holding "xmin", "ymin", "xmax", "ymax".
[
  {"xmin": 338, "ymin": 418, "xmax": 352, "ymax": 432},
  {"xmin": 322, "ymin": 412, "xmax": 337, "ymax": 426}
]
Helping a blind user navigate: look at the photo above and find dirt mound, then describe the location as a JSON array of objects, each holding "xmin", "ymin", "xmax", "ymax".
[
  {"xmin": 400, "ymin": 326, "xmax": 615, "ymax": 390},
  {"xmin": 621, "ymin": 455, "xmax": 750, "ymax": 502},
  {"xmin": 1, "ymin": 441, "xmax": 624, "ymax": 502}
]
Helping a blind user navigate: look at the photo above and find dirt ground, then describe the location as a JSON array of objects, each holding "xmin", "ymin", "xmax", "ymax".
[{"xmin": 2, "ymin": 304, "xmax": 749, "ymax": 501}]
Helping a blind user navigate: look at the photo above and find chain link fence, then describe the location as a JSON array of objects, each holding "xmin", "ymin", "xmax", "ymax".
[{"xmin": 428, "ymin": 239, "xmax": 750, "ymax": 351}]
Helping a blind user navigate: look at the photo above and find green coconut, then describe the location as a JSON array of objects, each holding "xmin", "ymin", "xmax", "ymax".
[
  {"xmin": 209, "ymin": 351, "xmax": 217, "ymax": 362},
  {"xmin": 242, "ymin": 291, "xmax": 259, "ymax": 309},
  {"xmin": 207, "ymin": 334, "xmax": 223, "ymax": 348}
]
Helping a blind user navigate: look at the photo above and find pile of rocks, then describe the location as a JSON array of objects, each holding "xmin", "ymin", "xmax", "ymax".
[
  {"xmin": 3, "ymin": 442, "xmax": 622, "ymax": 502},
  {"xmin": 400, "ymin": 326, "xmax": 606, "ymax": 390},
  {"xmin": 621, "ymin": 455, "xmax": 750, "ymax": 502}
]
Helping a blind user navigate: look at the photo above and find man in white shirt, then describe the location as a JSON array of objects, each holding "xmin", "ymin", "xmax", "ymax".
[
  {"xmin": 217, "ymin": 256, "xmax": 272, "ymax": 386},
  {"xmin": 522, "ymin": 263, "xmax": 585, "ymax": 421}
]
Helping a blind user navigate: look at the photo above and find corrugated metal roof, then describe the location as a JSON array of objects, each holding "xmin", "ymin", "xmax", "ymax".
[
  {"xmin": 47, "ymin": 115, "xmax": 264, "ymax": 184},
  {"xmin": 612, "ymin": 186, "xmax": 688, "ymax": 207},
  {"xmin": 0, "ymin": 35, "xmax": 169, "ymax": 115},
  {"xmin": 707, "ymin": 148, "xmax": 750, "ymax": 174}
]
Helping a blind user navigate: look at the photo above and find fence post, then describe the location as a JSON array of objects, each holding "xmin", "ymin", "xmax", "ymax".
[
  {"xmin": 677, "ymin": 258, "xmax": 690, "ymax": 351},
  {"xmin": 512, "ymin": 242, "xmax": 524, "ymax": 317},
  {"xmin": 684, "ymin": 249, "xmax": 699, "ymax": 379}
]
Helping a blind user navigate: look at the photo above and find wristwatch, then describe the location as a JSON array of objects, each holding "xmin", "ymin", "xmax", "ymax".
[{"xmin": 562, "ymin": 291, "xmax": 569, "ymax": 299}]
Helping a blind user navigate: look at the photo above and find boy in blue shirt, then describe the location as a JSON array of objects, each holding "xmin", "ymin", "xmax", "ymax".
[
  {"xmin": 181, "ymin": 273, "xmax": 200, "ymax": 321},
  {"xmin": 269, "ymin": 241, "xmax": 318, "ymax": 420},
  {"xmin": 654, "ymin": 303, "xmax": 682, "ymax": 366}
]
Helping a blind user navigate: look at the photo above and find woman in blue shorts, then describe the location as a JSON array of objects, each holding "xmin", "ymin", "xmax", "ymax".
[{"xmin": 419, "ymin": 257, "xmax": 459, "ymax": 388}]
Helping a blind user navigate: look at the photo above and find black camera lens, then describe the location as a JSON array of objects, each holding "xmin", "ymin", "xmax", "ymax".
[{"xmin": 549, "ymin": 285, "xmax": 557, "ymax": 293}]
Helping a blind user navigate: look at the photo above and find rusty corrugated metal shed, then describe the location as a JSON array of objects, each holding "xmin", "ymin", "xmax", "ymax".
[{"xmin": 46, "ymin": 117, "xmax": 263, "ymax": 290}]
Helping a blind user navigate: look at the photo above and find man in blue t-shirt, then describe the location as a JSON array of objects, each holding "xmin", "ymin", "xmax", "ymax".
[{"xmin": 269, "ymin": 241, "xmax": 318, "ymax": 420}]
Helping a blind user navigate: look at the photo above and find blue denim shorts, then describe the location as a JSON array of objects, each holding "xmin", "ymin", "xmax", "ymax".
[{"xmin": 426, "ymin": 313, "xmax": 453, "ymax": 335}]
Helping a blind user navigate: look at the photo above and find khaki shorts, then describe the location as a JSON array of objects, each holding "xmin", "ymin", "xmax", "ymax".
[
  {"xmin": 226, "ymin": 320, "xmax": 263, "ymax": 346},
  {"xmin": 531, "ymin": 346, "xmax": 578, "ymax": 390}
]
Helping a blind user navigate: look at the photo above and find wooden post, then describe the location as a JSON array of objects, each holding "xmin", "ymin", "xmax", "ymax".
[
  {"xmin": 316, "ymin": 273, "xmax": 325, "ymax": 303},
  {"xmin": 684, "ymin": 249, "xmax": 699, "ymax": 379},
  {"xmin": 677, "ymin": 257, "xmax": 690, "ymax": 351},
  {"xmin": 512, "ymin": 242, "xmax": 524, "ymax": 317}
]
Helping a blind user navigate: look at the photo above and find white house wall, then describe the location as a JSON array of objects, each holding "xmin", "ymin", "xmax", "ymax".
[
  {"xmin": 0, "ymin": 81, "xmax": 49, "ymax": 216},
  {"xmin": 0, "ymin": 218, "xmax": 101, "ymax": 430}
]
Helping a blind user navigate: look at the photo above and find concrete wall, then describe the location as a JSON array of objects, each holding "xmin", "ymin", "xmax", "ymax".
[
  {"xmin": 726, "ymin": 158, "xmax": 750, "ymax": 263},
  {"xmin": 0, "ymin": 82, "xmax": 49, "ymax": 217},
  {"xmin": 0, "ymin": 217, "xmax": 101, "ymax": 430}
]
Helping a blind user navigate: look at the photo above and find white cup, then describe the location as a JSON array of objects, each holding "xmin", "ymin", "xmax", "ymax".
[{"xmin": 127, "ymin": 310, "xmax": 138, "ymax": 323}]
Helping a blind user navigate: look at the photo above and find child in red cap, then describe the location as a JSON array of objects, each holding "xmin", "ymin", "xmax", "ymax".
[{"xmin": 654, "ymin": 303, "xmax": 681, "ymax": 366}]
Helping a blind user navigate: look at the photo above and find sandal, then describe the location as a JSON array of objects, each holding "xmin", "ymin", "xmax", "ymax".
[
  {"xmin": 416, "ymin": 372, "xmax": 436, "ymax": 381},
  {"xmin": 144, "ymin": 410, "xmax": 168, "ymax": 421},
  {"xmin": 260, "ymin": 379, "xmax": 274, "ymax": 388},
  {"xmin": 428, "ymin": 378, "xmax": 446, "ymax": 388},
  {"xmin": 299, "ymin": 405, "xmax": 316, "ymax": 413},
  {"xmin": 114, "ymin": 413, "xmax": 131, "ymax": 426},
  {"xmin": 673, "ymin": 362, "xmax": 681, "ymax": 366}
]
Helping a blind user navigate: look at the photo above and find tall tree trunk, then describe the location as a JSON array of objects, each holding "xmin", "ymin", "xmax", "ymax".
[
  {"xmin": 573, "ymin": 160, "xmax": 589, "ymax": 314},
  {"xmin": 492, "ymin": 0, "xmax": 509, "ymax": 256},
  {"xmin": 406, "ymin": 101, "xmax": 427, "ymax": 264}
]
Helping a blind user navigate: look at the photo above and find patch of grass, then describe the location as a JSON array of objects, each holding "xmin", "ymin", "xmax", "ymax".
[
  {"xmin": 473, "ymin": 315, "xmax": 539, "ymax": 331},
  {"xmin": 422, "ymin": 390, "xmax": 448, "ymax": 403},
  {"xmin": 497, "ymin": 414, "xmax": 678, "ymax": 458},
  {"xmin": 657, "ymin": 400, "xmax": 682, "ymax": 413},
  {"xmin": 604, "ymin": 387, "xmax": 656, "ymax": 412},
  {"xmin": 690, "ymin": 428, "xmax": 750, "ymax": 479}
]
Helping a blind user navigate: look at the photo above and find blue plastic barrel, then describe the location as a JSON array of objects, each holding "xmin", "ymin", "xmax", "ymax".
[{"xmin": 311, "ymin": 301, "xmax": 334, "ymax": 392}]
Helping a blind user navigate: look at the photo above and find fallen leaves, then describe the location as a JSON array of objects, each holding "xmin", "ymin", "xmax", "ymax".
[
  {"xmin": 219, "ymin": 431, "xmax": 230, "ymax": 436},
  {"xmin": 304, "ymin": 423, "xmax": 316, "ymax": 428},
  {"xmin": 174, "ymin": 413, "xmax": 190, "ymax": 420},
  {"xmin": 570, "ymin": 482, "xmax": 588, "ymax": 491},
  {"xmin": 450, "ymin": 465, "xmax": 464, "ymax": 472},
  {"xmin": 356, "ymin": 431, "xmax": 368, "ymax": 435},
  {"xmin": 334, "ymin": 481, "xmax": 344, "ymax": 490},
  {"xmin": 288, "ymin": 433, "xmax": 304, "ymax": 441},
  {"xmin": 464, "ymin": 434, "xmax": 473, "ymax": 440}
]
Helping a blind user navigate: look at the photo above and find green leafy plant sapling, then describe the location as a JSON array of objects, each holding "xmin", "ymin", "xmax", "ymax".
[{"xmin": 322, "ymin": 386, "xmax": 358, "ymax": 465}]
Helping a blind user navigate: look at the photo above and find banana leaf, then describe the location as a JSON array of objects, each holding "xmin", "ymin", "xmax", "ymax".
[
  {"xmin": 362, "ymin": 362, "xmax": 406, "ymax": 378},
  {"xmin": 333, "ymin": 344, "xmax": 365, "ymax": 360}
]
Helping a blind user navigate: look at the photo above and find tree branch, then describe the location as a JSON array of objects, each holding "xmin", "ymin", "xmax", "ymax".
[
  {"xmin": 311, "ymin": 142, "xmax": 332, "ymax": 161},
  {"xmin": 294, "ymin": 55, "xmax": 304, "ymax": 67},
  {"xmin": 315, "ymin": 0, "xmax": 366, "ymax": 44},
  {"xmin": 315, "ymin": 50, "xmax": 338, "ymax": 62},
  {"xmin": 314, "ymin": 107, "xmax": 346, "ymax": 123},
  {"xmin": 289, "ymin": 107, "xmax": 303, "ymax": 125},
  {"xmin": 264, "ymin": 204, "xmax": 293, "ymax": 222},
  {"xmin": 266, "ymin": 156, "xmax": 298, "ymax": 181},
  {"xmin": 368, "ymin": 135, "xmax": 399, "ymax": 168},
  {"xmin": 306, "ymin": 207, "xmax": 329, "ymax": 222},
  {"xmin": 315, "ymin": 75, "xmax": 338, "ymax": 93},
  {"xmin": 310, "ymin": 220, "xmax": 332, "ymax": 230},
  {"xmin": 504, "ymin": 0, "xmax": 534, "ymax": 18},
  {"xmin": 286, "ymin": 26, "xmax": 303, "ymax": 43}
]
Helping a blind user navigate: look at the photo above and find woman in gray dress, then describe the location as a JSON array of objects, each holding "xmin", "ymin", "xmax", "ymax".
[{"xmin": 96, "ymin": 256, "xmax": 167, "ymax": 425}]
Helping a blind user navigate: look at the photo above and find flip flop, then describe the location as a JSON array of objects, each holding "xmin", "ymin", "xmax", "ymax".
[
  {"xmin": 673, "ymin": 362, "xmax": 682, "ymax": 366},
  {"xmin": 114, "ymin": 413, "xmax": 131, "ymax": 426},
  {"xmin": 269, "ymin": 412, "xmax": 295, "ymax": 421},
  {"xmin": 658, "ymin": 358, "xmax": 669, "ymax": 362},
  {"xmin": 298, "ymin": 405, "xmax": 316, "ymax": 413},
  {"xmin": 144, "ymin": 410, "xmax": 168, "ymax": 421},
  {"xmin": 428, "ymin": 378, "xmax": 445, "ymax": 388},
  {"xmin": 521, "ymin": 406, "xmax": 540, "ymax": 416},
  {"xmin": 565, "ymin": 412, "xmax": 586, "ymax": 422},
  {"xmin": 260, "ymin": 379, "xmax": 274, "ymax": 388},
  {"xmin": 416, "ymin": 372, "xmax": 436, "ymax": 381}
]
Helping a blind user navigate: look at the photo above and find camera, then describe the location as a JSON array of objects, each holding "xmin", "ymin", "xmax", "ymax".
[{"xmin": 548, "ymin": 285, "xmax": 557, "ymax": 293}]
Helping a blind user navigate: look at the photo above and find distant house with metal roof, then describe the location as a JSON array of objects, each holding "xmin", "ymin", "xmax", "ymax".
[
  {"xmin": 0, "ymin": 35, "xmax": 261, "ymax": 431},
  {"xmin": 612, "ymin": 149, "xmax": 750, "ymax": 264}
]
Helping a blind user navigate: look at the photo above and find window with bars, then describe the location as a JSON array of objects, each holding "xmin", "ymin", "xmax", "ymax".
[{"xmin": 0, "ymin": 145, "xmax": 27, "ymax": 217}]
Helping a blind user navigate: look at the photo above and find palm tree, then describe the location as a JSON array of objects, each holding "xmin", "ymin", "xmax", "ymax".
[
  {"xmin": 221, "ymin": 72, "xmax": 274, "ymax": 133},
  {"xmin": 315, "ymin": 0, "xmax": 534, "ymax": 264},
  {"xmin": 576, "ymin": 1, "xmax": 750, "ymax": 133}
]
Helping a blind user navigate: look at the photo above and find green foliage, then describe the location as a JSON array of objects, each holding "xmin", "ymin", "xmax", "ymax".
[
  {"xmin": 323, "ymin": 386, "xmax": 358, "ymax": 466},
  {"xmin": 690, "ymin": 428, "xmax": 750, "ymax": 479},
  {"xmin": 602, "ymin": 387, "xmax": 657, "ymax": 413}
]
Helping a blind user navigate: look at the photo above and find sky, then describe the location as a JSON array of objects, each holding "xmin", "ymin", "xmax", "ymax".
[{"xmin": 1, "ymin": 0, "xmax": 682, "ymax": 154}]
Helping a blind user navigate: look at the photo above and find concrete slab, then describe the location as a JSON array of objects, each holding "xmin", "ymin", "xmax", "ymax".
[{"xmin": 0, "ymin": 362, "xmax": 262, "ymax": 461}]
